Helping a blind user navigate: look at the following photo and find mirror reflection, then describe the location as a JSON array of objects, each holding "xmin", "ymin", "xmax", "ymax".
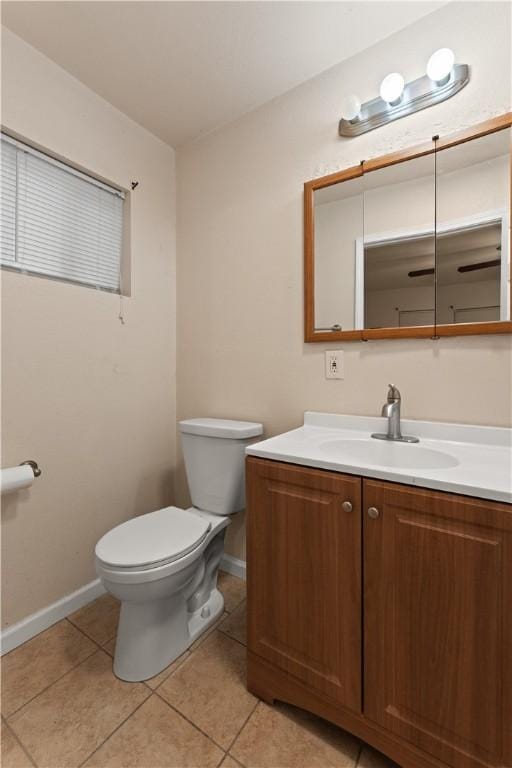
[
  {"xmin": 314, "ymin": 175, "xmax": 363, "ymax": 332},
  {"xmin": 435, "ymin": 128, "xmax": 510, "ymax": 324},
  {"xmin": 362, "ymin": 154, "xmax": 435, "ymax": 329}
]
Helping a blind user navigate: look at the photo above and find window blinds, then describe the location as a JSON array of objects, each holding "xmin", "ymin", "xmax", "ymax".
[
  {"xmin": 0, "ymin": 134, "xmax": 124, "ymax": 292},
  {"xmin": 1, "ymin": 138, "xmax": 17, "ymax": 265}
]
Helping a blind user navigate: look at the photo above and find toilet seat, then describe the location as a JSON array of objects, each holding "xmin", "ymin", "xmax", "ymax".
[{"xmin": 95, "ymin": 506, "xmax": 212, "ymax": 571}]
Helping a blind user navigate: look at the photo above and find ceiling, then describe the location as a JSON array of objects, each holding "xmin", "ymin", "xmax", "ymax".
[
  {"xmin": 366, "ymin": 223, "xmax": 502, "ymax": 289},
  {"xmin": 2, "ymin": 1, "xmax": 444, "ymax": 148}
]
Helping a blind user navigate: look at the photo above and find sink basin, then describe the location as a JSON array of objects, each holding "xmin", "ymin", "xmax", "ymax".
[{"xmin": 319, "ymin": 439, "xmax": 459, "ymax": 470}]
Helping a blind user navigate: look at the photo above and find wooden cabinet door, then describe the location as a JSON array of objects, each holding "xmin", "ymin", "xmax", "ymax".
[
  {"xmin": 246, "ymin": 457, "xmax": 362, "ymax": 712},
  {"xmin": 363, "ymin": 479, "xmax": 512, "ymax": 768}
]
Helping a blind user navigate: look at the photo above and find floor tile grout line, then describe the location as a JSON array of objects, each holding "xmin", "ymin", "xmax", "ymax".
[
  {"xmin": 224, "ymin": 754, "xmax": 246, "ymax": 768},
  {"xmin": 0, "ymin": 614, "xmax": 102, "ymax": 661},
  {"xmin": 146, "ymin": 625, "xmax": 253, "ymax": 754},
  {"xmin": 2, "ymin": 716, "xmax": 38, "ymax": 767},
  {"xmin": 223, "ymin": 598, "xmax": 245, "ymax": 616},
  {"xmin": 65, "ymin": 616, "xmax": 117, "ymax": 650},
  {"xmin": 76, "ymin": 690, "xmax": 152, "ymax": 768},
  {"xmin": 216, "ymin": 625, "xmax": 247, "ymax": 649},
  {"xmin": 153, "ymin": 689, "xmax": 229, "ymax": 755},
  {"xmin": 103, "ymin": 615, "xmax": 224, "ymax": 693},
  {"xmin": 63, "ymin": 616, "xmax": 158, "ymax": 693},
  {"xmin": 154, "ymin": 689, "xmax": 228, "ymax": 751},
  {"xmin": 4, "ymin": 643, "xmax": 100, "ymax": 721},
  {"xmin": 3, "ymin": 609, "xmax": 112, "ymax": 720},
  {"xmin": 149, "ymin": 652, "xmax": 191, "ymax": 693},
  {"xmin": 188, "ymin": 612, "xmax": 231, "ymax": 653},
  {"xmin": 147, "ymin": 625, "xmax": 253, "ymax": 753},
  {"xmin": 225, "ymin": 698, "xmax": 261, "ymax": 755},
  {"xmin": 64, "ymin": 616, "xmax": 118, "ymax": 654},
  {"xmin": 187, "ymin": 619, "xmax": 229, "ymax": 655}
]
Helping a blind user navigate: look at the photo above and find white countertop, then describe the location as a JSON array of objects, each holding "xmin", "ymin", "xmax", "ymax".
[{"xmin": 246, "ymin": 412, "xmax": 512, "ymax": 504}]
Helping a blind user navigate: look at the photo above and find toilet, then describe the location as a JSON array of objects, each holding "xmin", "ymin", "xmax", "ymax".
[{"xmin": 95, "ymin": 417, "xmax": 263, "ymax": 682}]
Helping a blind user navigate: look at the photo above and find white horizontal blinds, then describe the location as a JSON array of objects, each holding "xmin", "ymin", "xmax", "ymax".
[
  {"xmin": 1, "ymin": 134, "xmax": 124, "ymax": 292},
  {"xmin": 1, "ymin": 139, "xmax": 17, "ymax": 264}
]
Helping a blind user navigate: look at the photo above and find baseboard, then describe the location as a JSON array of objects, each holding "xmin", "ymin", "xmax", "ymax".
[
  {"xmin": 220, "ymin": 553, "xmax": 246, "ymax": 581},
  {"xmin": 1, "ymin": 578, "xmax": 106, "ymax": 655}
]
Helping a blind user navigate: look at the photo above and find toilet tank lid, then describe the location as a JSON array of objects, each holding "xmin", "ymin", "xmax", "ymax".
[{"xmin": 179, "ymin": 418, "xmax": 263, "ymax": 439}]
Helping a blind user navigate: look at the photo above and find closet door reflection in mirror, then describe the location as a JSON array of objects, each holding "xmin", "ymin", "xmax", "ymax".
[
  {"xmin": 435, "ymin": 127, "xmax": 511, "ymax": 326},
  {"xmin": 313, "ymin": 175, "xmax": 364, "ymax": 333},
  {"xmin": 361, "ymin": 153, "xmax": 436, "ymax": 331}
]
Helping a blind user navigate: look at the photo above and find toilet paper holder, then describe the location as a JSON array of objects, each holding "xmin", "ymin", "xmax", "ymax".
[{"xmin": 19, "ymin": 460, "xmax": 42, "ymax": 478}]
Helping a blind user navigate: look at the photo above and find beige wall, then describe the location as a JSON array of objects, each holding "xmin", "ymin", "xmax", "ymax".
[
  {"xmin": 177, "ymin": 2, "xmax": 512, "ymax": 560},
  {"xmin": 1, "ymin": 29, "xmax": 176, "ymax": 628}
]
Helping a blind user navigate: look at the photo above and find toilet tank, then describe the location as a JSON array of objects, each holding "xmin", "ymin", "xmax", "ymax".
[{"xmin": 179, "ymin": 418, "xmax": 263, "ymax": 516}]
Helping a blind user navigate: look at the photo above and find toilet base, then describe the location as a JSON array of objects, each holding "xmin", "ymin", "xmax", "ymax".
[
  {"xmin": 113, "ymin": 586, "xmax": 225, "ymax": 682},
  {"xmin": 188, "ymin": 587, "xmax": 224, "ymax": 644}
]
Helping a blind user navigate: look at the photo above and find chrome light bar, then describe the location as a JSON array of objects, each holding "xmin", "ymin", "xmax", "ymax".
[{"xmin": 339, "ymin": 64, "xmax": 469, "ymax": 138}]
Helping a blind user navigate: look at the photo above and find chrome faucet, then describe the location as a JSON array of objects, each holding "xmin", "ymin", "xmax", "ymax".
[{"xmin": 371, "ymin": 385, "xmax": 419, "ymax": 443}]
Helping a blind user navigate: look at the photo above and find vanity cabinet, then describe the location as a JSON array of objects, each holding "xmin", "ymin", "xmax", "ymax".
[
  {"xmin": 246, "ymin": 457, "xmax": 512, "ymax": 768},
  {"xmin": 246, "ymin": 457, "xmax": 361, "ymax": 711},
  {"xmin": 364, "ymin": 480, "xmax": 512, "ymax": 768}
]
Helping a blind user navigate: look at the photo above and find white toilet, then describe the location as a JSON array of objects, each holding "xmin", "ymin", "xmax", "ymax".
[{"xmin": 95, "ymin": 417, "xmax": 263, "ymax": 682}]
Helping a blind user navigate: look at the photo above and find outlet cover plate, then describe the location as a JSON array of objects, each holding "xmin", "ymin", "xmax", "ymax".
[{"xmin": 325, "ymin": 350, "xmax": 344, "ymax": 380}]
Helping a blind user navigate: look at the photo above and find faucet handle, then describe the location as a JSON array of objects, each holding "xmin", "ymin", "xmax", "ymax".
[{"xmin": 387, "ymin": 384, "xmax": 401, "ymax": 401}]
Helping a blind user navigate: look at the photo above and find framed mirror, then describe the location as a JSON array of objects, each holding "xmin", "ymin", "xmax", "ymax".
[{"xmin": 304, "ymin": 113, "xmax": 512, "ymax": 342}]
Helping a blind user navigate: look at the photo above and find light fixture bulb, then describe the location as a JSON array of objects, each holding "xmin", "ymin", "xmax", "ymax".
[
  {"xmin": 340, "ymin": 94, "xmax": 361, "ymax": 122},
  {"xmin": 427, "ymin": 48, "xmax": 455, "ymax": 85},
  {"xmin": 379, "ymin": 73, "xmax": 405, "ymax": 105}
]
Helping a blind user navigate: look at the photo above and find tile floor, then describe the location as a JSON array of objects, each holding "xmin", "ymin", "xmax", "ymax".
[{"xmin": 1, "ymin": 572, "xmax": 398, "ymax": 768}]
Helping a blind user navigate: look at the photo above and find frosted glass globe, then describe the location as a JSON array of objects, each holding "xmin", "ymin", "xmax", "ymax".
[
  {"xmin": 427, "ymin": 48, "xmax": 455, "ymax": 83},
  {"xmin": 379, "ymin": 73, "xmax": 405, "ymax": 105},
  {"xmin": 340, "ymin": 95, "xmax": 361, "ymax": 122}
]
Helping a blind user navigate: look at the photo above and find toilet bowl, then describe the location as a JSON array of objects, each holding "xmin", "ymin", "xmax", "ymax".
[{"xmin": 95, "ymin": 418, "xmax": 263, "ymax": 682}]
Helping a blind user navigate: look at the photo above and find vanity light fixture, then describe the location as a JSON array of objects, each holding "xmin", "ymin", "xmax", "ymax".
[{"xmin": 339, "ymin": 47, "xmax": 468, "ymax": 137}]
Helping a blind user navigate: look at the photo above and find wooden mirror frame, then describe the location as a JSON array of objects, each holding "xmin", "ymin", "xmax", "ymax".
[{"xmin": 304, "ymin": 112, "xmax": 512, "ymax": 342}]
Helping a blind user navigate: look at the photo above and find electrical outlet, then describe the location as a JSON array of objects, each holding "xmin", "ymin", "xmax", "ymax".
[{"xmin": 325, "ymin": 350, "xmax": 344, "ymax": 379}]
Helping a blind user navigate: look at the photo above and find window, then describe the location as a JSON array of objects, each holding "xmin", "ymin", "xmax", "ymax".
[{"xmin": 1, "ymin": 133, "xmax": 125, "ymax": 292}]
